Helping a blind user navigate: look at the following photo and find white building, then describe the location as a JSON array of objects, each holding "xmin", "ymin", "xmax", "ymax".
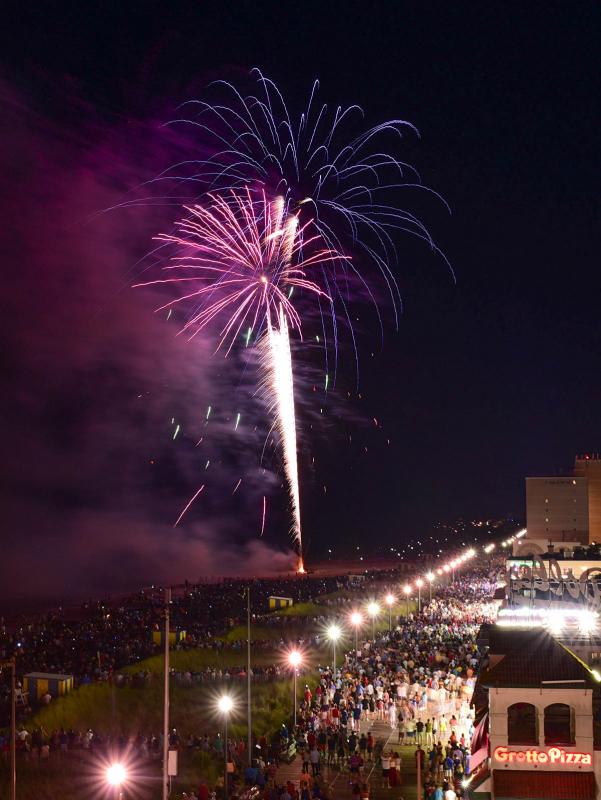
[{"xmin": 472, "ymin": 626, "xmax": 601, "ymax": 799}]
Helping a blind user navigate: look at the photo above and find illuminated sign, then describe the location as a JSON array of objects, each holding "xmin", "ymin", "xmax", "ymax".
[
  {"xmin": 500, "ymin": 557, "xmax": 601, "ymax": 607},
  {"xmin": 494, "ymin": 746, "xmax": 592, "ymax": 766}
]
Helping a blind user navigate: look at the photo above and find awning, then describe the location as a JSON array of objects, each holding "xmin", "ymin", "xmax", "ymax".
[{"xmin": 493, "ymin": 769, "xmax": 595, "ymax": 799}]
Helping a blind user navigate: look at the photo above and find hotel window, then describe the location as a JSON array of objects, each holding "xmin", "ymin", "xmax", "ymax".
[
  {"xmin": 507, "ymin": 702, "xmax": 538, "ymax": 745},
  {"xmin": 544, "ymin": 703, "xmax": 574, "ymax": 745}
]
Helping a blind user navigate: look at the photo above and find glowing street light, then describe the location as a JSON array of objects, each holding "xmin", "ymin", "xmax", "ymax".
[
  {"xmin": 385, "ymin": 594, "xmax": 396, "ymax": 630},
  {"xmin": 106, "ymin": 764, "xmax": 127, "ymax": 800},
  {"xmin": 578, "ymin": 610, "xmax": 598, "ymax": 637},
  {"xmin": 403, "ymin": 584, "xmax": 412, "ymax": 617},
  {"xmin": 217, "ymin": 695, "xmax": 234, "ymax": 799},
  {"xmin": 288, "ymin": 651, "xmax": 302, "ymax": 728},
  {"xmin": 349, "ymin": 611, "xmax": 364, "ymax": 653},
  {"xmin": 426, "ymin": 572, "xmax": 435, "ymax": 603},
  {"xmin": 415, "ymin": 578, "xmax": 424, "ymax": 613},
  {"xmin": 367, "ymin": 602, "xmax": 380, "ymax": 639},
  {"xmin": 327, "ymin": 624, "xmax": 342, "ymax": 674}
]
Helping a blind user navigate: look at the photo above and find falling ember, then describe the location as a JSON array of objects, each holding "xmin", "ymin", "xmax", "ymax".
[
  {"xmin": 173, "ymin": 484, "xmax": 205, "ymax": 527},
  {"xmin": 206, "ymin": 406, "xmax": 212, "ymax": 420},
  {"xmin": 172, "ymin": 423, "xmax": 180, "ymax": 440},
  {"xmin": 232, "ymin": 478, "xmax": 242, "ymax": 494},
  {"xmin": 260, "ymin": 495, "xmax": 266, "ymax": 536},
  {"xmin": 234, "ymin": 412, "xmax": 241, "ymax": 431}
]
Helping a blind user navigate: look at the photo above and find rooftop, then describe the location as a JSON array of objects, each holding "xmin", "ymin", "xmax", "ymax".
[{"xmin": 479, "ymin": 626, "xmax": 598, "ymax": 689}]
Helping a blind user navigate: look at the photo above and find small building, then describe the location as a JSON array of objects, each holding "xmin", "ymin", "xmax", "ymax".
[
  {"xmin": 471, "ymin": 625, "xmax": 601, "ymax": 799},
  {"xmin": 23, "ymin": 672, "xmax": 74, "ymax": 701},
  {"xmin": 268, "ymin": 596, "xmax": 293, "ymax": 610},
  {"xmin": 152, "ymin": 629, "xmax": 186, "ymax": 646}
]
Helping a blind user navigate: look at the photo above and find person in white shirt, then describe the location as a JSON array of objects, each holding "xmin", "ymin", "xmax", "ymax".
[{"xmin": 444, "ymin": 785, "xmax": 457, "ymax": 800}]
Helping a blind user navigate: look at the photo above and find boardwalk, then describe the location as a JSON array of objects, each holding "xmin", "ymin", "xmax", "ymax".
[{"xmin": 275, "ymin": 718, "xmax": 420, "ymax": 800}]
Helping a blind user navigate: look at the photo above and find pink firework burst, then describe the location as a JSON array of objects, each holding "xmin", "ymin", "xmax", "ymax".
[{"xmin": 134, "ymin": 188, "xmax": 346, "ymax": 354}]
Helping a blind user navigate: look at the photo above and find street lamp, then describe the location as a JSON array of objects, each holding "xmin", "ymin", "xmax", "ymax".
[
  {"xmin": 106, "ymin": 763, "xmax": 127, "ymax": 800},
  {"xmin": 288, "ymin": 651, "xmax": 302, "ymax": 729},
  {"xmin": 415, "ymin": 578, "xmax": 424, "ymax": 613},
  {"xmin": 385, "ymin": 594, "xmax": 395, "ymax": 630},
  {"xmin": 327, "ymin": 624, "xmax": 342, "ymax": 674},
  {"xmin": 218, "ymin": 695, "xmax": 234, "ymax": 799},
  {"xmin": 349, "ymin": 611, "xmax": 363, "ymax": 653},
  {"xmin": 426, "ymin": 572, "xmax": 435, "ymax": 603},
  {"xmin": 403, "ymin": 584, "xmax": 412, "ymax": 617},
  {"xmin": 367, "ymin": 602, "xmax": 380, "ymax": 639}
]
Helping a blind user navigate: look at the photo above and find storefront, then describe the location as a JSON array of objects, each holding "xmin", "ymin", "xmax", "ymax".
[{"xmin": 471, "ymin": 626, "xmax": 600, "ymax": 799}]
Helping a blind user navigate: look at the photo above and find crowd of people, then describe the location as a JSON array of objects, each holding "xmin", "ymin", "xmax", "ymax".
[
  {"xmin": 0, "ymin": 565, "xmax": 500, "ymax": 800},
  {"xmin": 0, "ymin": 575, "xmax": 351, "ymax": 684},
  {"xmin": 268, "ymin": 574, "xmax": 496, "ymax": 800}
]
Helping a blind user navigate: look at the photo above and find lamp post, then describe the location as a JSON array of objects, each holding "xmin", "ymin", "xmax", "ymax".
[
  {"xmin": 367, "ymin": 602, "xmax": 380, "ymax": 640},
  {"xmin": 106, "ymin": 763, "xmax": 127, "ymax": 800},
  {"xmin": 415, "ymin": 578, "xmax": 424, "ymax": 614},
  {"xmin": 426, "ymin": 572, "xmax": 435, "ymax": 603},
  {"xmin": 327, "ymin": 624, "xmax": 341, "ymax": 675},
  {"xmin": 403, "ymin": 585, "xmax": 411, "ymax": 617},
  {"xmin": 162, "ymin": 587, "xmax": 171, "ymax": 800},
  {"xmin": 0, "ymin": 659, "xmax": 15, "ymax": 800},
  {"xmin": 218, "ymin": 695, "xmax": 233, "ymax": 800},
  {"xmin": 385, "ymin": 594, "xmax": 395, "ymax": 630},
  {"xmin": 288, "ymin": 651, "xmax": 302, "ymax": 729},
  {"xmin": 350, "ymin": 612, "xmax": 363, "ymax": 654},
  {"xmin": 246, "ymin": 587, "xmax": 252, "ymax": 765}
]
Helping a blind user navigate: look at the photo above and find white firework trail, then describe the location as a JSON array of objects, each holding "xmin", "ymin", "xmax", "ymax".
[{"xmin": 262, "ymin": 303, "xmax": 304, "ymax": 570}]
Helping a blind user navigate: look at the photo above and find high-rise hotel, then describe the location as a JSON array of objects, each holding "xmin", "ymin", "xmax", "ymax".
[{"xmin": 519, "ymin": 455, "xmax": 601, "ymax": 554}]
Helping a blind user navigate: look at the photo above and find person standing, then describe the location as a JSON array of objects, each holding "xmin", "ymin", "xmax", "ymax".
[
  {"xmin": 310, "ymin": 745, "xmax": 320, "ymax": 776},
  {"xmin": 380, "ymin": 751, "xmax": 391, "ymax": 788}
]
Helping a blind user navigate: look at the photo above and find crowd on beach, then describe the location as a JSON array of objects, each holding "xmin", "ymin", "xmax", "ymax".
[{"xmin": 0, "ymin": 575, "xmax": 349, "ymax": 683}]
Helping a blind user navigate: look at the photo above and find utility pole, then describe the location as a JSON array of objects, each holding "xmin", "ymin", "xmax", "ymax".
[
  {"xmin": 247, "ymin": 586, "xmax": 252, "ymax": 765},
  {"xmin": 0, "ymin": 658, "xmax": 16, "ymax": 800},
  {"xmin": 162, "ymin": 587, "xmax": 171, "ymax": 800}
]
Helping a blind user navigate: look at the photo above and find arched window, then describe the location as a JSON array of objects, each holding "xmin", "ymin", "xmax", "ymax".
[
  {"xmin": 544, "ymin": 703, "xmax": 574, "ymax": 745},
  {"xmin": 508, "ymin": 702, "xmax": 538, "ymax": 745}
]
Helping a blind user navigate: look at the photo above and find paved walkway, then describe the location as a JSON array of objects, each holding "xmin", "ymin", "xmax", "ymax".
[{"xmin": 275, "ymin": 719, "xmax": 419, "ymax": 800}]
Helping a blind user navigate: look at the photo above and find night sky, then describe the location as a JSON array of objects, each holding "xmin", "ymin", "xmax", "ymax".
[{"xmin": 2, "ymin": 2, "xmax": 600, "ymax": 605}]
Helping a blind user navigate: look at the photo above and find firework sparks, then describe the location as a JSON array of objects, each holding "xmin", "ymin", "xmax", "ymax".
[
  {"xmin": 173, "ymin": 483, "xmax": 205, "ymax": 528},
  {"xmin": 261, "ymin": 304, "xmax": 301, "ymax": 549},
  {"xmin": 136, "ymin": 73, "xmax": 447, "ymax": 571},
  {"xmin": 136, "ymin": 188, "xmax": 344, "ymax": 568},
  {"xmin": 260, "ymin": 495, "xmax": 266, "ymax": 536},
  {"xmin": 155, "ymin": 68, "xmax": 452, "ymax": 356}
]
